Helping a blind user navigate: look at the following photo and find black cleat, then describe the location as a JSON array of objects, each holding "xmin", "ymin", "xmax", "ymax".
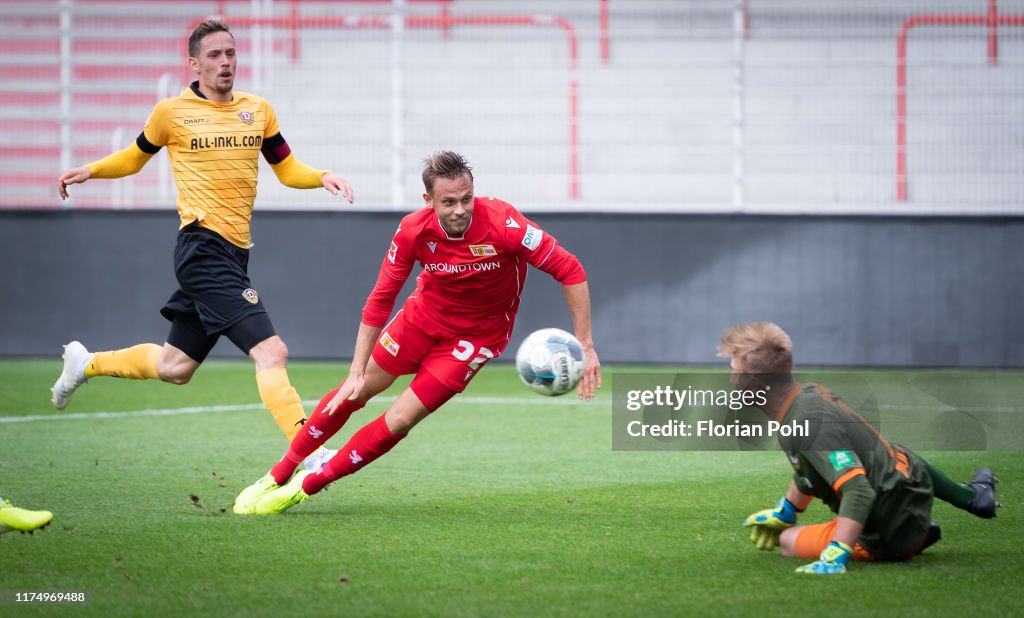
[
  {"xmin": 964, "ymin": 467, "xmax": 1000, "ymax": 519},
  {"xmin": 919, "ymin": 522, "xmax": 942, "ymax": 553}
]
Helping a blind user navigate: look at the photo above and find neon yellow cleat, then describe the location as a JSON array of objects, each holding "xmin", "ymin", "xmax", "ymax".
[
  {"xmin": 233, "ymin": 473, "xmax": 279, "ymax": 515},
  {"xmin": 0, "ymin": 500, "xmax": 54, "ymax": 534},
  {"xmin": 253, "ymin": 470, "xmax": 313, "ymax": 515}
]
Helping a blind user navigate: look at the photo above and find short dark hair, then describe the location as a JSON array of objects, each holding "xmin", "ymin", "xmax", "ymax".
[
  {"xmin": 189, "ymin": 20, "xmax": 233, "ymax": 58},
  {"xmin": 422, "ymin": 151, "xmax": 474, "ymax": 195}
]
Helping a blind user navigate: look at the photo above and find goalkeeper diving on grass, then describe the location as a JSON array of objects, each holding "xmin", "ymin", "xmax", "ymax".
[{"xmin": 720, "ymin": 322, "xmax": 1000, "ymax": 575}]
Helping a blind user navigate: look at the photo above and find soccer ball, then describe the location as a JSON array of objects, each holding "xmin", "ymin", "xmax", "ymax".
[{"xmin": 515, "ymin": 328, "xmax": 585, "ymax": 397}]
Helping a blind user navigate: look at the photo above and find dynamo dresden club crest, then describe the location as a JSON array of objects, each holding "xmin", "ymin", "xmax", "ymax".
[{"xmin": 242, "ymin": 288, "xmax": 259, "ymax": 304}]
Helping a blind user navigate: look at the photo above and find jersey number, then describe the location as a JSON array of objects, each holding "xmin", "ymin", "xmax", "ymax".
[{"xmin": 452, "ymin": 340, "xmax": 494, "ymax": 370}]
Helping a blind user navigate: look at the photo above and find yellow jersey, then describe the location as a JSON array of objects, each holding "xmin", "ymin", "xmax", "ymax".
[{"xmin": 142, "ymin": 84, "xmax": 280, "ymax": 249}]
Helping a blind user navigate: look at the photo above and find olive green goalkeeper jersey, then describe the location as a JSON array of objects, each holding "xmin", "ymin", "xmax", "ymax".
[{"xmin": 775, "ymin": 383, "xmax": 934, "ymax": 559}]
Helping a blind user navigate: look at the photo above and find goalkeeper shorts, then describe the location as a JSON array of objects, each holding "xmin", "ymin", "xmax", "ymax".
[{"xmin": 792, "ymin": 521, "xmax": 874, "ymax": 561}]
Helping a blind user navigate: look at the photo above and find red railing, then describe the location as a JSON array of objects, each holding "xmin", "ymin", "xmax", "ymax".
[
  {"xmin": 283, "ymin": 0, "xmax": 454, "ymax": 61},
  {"xmin": 599, "ymin": 0, "xmax": 609, "ymax": 62},
  {"xmin": 186, "ymin": 13, "xmax": 580, "ymax": 198},
  {"xmin": 896, "ymin": 0, "xmax": 1024, "ymax": 201}
]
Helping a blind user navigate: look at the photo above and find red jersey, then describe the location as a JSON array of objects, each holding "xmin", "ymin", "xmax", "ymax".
[{"xmin": 362, "ymin": 197, "xmax": 586, "ymax": 346}]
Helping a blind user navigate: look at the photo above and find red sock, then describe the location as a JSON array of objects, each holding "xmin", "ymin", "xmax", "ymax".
[
  {"xmin": 270, "ymin": 386, "xmax": 364, "ymax": 485},
  {"xmin": 302, "ymin": 413, "xmax": 406, "ymax": 495}
]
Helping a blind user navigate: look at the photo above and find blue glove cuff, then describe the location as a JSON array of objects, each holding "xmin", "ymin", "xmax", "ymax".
[
  {"xmin": 822, "ymin": 540, "xmax": 853, "ymax": 567},
  {"xmin": 774, "ymin": 497, "xmax": 802, "ymax": 524}
]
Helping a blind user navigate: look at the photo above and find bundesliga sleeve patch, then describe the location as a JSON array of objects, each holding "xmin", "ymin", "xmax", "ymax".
[
  {"xmin": 828, "ymin": 450, "xmax": 856, "ymax": 471},
  {"xmin": 522, "ymin": 225, "xmax": 543, "ymax": 251},
  {"xmin": 380, "ymin": 331, "xmax": 400, "ymax": 356},
  {"xmin": 387, "ymin": 241, "xmax": 399, "ymax": 264}
]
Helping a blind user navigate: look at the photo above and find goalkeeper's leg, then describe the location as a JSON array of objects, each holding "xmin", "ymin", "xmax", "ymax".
[
  {"xmin": 920, "ymin": 457, "xmax": 999, "ymax": 518},
  {"xmin": 781, "ymin": 521, "xmax": 873, "ymax": 560}
]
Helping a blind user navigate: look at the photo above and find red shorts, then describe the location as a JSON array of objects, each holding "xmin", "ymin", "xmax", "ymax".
[{"xmin": 372, "ymin": 309, "xmax": 509, "ymax": 394}]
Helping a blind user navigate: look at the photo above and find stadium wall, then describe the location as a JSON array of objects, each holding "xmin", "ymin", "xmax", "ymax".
[{"xmin": 3, "ymin": 210, "xmax": 1022, "ymax": 368}]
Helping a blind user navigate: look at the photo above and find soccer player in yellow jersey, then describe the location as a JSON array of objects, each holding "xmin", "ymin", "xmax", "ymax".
[{"xmin": 53, "ymin": 20, "xmax": 350, "ymax": 468}]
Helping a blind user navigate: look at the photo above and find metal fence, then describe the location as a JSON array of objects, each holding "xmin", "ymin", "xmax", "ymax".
[{"xmin": 1, "ymin": 0, "xmax": 1021, "ymax": 214}]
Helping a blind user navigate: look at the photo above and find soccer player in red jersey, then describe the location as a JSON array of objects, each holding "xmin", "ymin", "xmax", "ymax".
[{"xmin": 234, "ymin": 151, "xmax": 601, "ymax": 514}]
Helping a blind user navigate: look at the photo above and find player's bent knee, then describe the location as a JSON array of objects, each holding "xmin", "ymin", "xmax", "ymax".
[
  {"xmin": 269, "ymin": 336, "xmax": 288, "ymax": 359},
  {"xmin": 779, "ymin": 526, "xmax": 801, "ymax": 557},
  {"xmin": 385, "ymin": 407, "xmax": 432, "ymax": 434},
  {"xmin": 384, "ymin": 411, "xmax": 417, "ymax": 435},
  {"xmin": 249, "ymin": 336, "xmax": 288, "ymax": 369},
  {"xmin": 156, "ymin": 347, "xmax": 200, "ymax": 385},
  {"xmin": 385, "ymin": 387, "xmax": 444, "ymax": 435},
  {"xmin": 157, "ymin": 362, "xmax": 194, "ymax": 385}
]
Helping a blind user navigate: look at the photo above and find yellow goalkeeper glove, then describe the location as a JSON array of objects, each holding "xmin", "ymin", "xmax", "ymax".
[
  {"xmin": 743, "ymin": 497, "xmax": 801, "ymax": 551},
  {"xmin": 795, "ymin": 540, "xmax": 852, "ymax": 575}
]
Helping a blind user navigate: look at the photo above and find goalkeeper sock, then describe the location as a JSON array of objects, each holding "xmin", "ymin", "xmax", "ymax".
[
  {"xmin": 86, "ymin": 344, "xmax": 160, "ymax": 380},
  {"xmin": 270, "ymin": 386, "xmax": 364, "ymax": 485},
  {"xmin": 922, "ymin": 457, "xmax": 976, "ymax": 508},
  {"xmin": 302, "ymin": 413, "xmax": 406, "ymax": 495},
  {"xmin": 255, "ymin": 368, "xmax": 307, "ymax": 442}
]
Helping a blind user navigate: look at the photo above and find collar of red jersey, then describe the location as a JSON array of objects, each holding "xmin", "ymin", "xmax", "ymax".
[{"xmin": 435, "ymin": 214, "xmax": 474, "ymax": 240}]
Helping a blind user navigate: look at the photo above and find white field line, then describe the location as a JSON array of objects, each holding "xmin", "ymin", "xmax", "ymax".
[{"xmin": 0, "ymin": 395, "xmax": 587, "ymax": 424}]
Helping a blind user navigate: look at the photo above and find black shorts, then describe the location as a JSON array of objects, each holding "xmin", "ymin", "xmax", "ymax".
[{"xmin": 161, "ymin": 222, "xmax": 272, "ymax": 338}]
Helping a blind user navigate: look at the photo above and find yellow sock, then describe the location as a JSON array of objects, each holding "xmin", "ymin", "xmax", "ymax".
[
  {"xmin": 86, "ymin": 344, "xmax": 161, "ymax": 380},
  {"xmin": 255, "ymin": 368, "xmax": 307, "ymax": 441}
]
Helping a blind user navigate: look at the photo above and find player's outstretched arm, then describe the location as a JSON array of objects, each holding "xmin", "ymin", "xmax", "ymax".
[
  {"xmin": 266, "ymin": 149, "xmax": 354, "ymax": 204},
  {"xmin": 323, "ymin": 321, "xmax": 382, "ymax": 415},
  {"xmin": 321, "ymin": 172, "xmax": 354, "ymax": 204},
  {"xmin": 58, "ymin": 141, "xmax": 155, "ymax": 200},
  {"xmin": 562, "ymin": 281, "xmax": 601, "ymax": 401},
  {"xmin": 58, "ymin": 166, "xmax": 92, "ymax": 200}
]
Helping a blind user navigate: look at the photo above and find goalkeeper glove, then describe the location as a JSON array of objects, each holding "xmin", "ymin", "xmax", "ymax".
[
  {"xmin": 743, "ymin": 497, "xmax": 801, "ymax": 550},
  {"xmin": 795, "ymin": 540, "xmax": 852, "ymax": 575}
]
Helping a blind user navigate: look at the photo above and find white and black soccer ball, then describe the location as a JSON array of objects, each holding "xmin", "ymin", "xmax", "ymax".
[{"xmin": 515, "ymin": 328, "xmax": 585, "ymax": 397}]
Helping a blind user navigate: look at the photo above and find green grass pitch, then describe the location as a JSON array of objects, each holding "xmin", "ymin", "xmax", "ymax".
[{"xmin": 0, "ymin": 359, "xmax": 1019, "ymax": 616}]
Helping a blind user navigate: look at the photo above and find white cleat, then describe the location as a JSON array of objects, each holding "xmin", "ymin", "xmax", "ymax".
[
  {"xmin": 51, "ymin": 341, "xmax": 93, "ymax": 410},
  {"xmin": 302, "ymin": 446, "xmax": 337, "ymax": 473}
]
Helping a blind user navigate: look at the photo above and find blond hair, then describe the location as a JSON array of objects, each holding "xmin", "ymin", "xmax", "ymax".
[{"xmin": 717, "ymin": 322, "xmax": 793, "ymax": 375}]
